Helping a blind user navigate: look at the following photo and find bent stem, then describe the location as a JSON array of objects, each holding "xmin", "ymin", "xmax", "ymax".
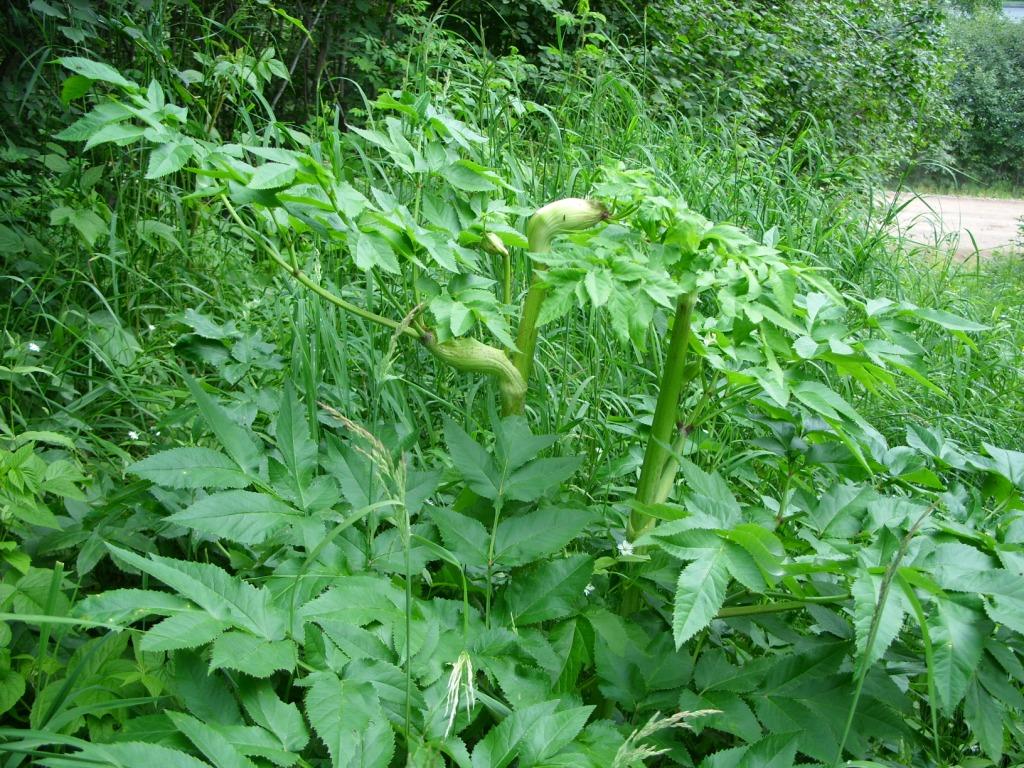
[
  {"xmin": 221, "ymin": 196, "xmax": 525, "ymax": 404},
  {"xmin": 631, "ymin": 292, "xmax": 697, "ymax": 537}
]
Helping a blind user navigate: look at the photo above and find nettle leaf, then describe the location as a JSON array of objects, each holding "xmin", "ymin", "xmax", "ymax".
[
  {"xmin": 701, "ymin": 731, "xmax": 800, "ymax": 768},
  {"xmin": 673, "ymin": 543, "xmax": 730, "ymax": 648},
  {"xmin": 239, "ymin": 680, "xmax": 310, "ymax": 753},
  {"xmin": 210, "ymin": 632, "xmax": 297, "ymax": 678},
  {"xmin": 930, "ymin": 597, "xmax": 989, "ymax": 713},
  {"xmin": 168, "ymin": 491, "xmax": 302, "ymax": 545},
  {"xmin": 493, "ymin": 507, "xmax": 593, "ymax": 568},
  {"xmin": 505, "ymin": 554, "xmax": 593, "ymax": 625},
  {"xmin": 107, "ymin": 545, "xmax": 286, "ymax": 639},
  {"xmin": 305, "ymin": 673, "xmax": 394, "ymax": 768},
  {"xmin": 168, "ymin": 711, "xmax": 258, "ymax": 768},
  {"xmin": 128, "ymin": 448, "xmax": 252, "ymax": 490},
  {"xmin": 140, "ymin": 611, "xmax": 230, "ymax": 652},
  {"xmin": 471, "ymin": 700, "xmax": 560, "ymax": 768},
  {"xmin": 851, "ymin": 571, "xmax": 908, "ymax": 673},
  {"xmin": 248, "ymin": 162, "xmax": 297, "ymax": 190},
  {"xmin": 679, "ymin": 460, "xmax": 742, "ymax": 526}
]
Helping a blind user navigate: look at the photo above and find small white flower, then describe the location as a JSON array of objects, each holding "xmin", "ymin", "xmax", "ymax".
[
  {"xmin": 703, "ymin": 333, "xmax": 715, "ymax": 346},
  {"xmin": 147, "ymin": 324, "xmax": 156, "ymax": 332},
  {"xmin": 128, "ymin": 430, "xmax": 140, "ymax": 440},
  {"xmin": 584, "ymin": 583, "xmax": 595, "ymax": 596},
  {"xmin": 27, "ymin": 341, "xmax": 41, "ymax": 353},
  {"xmin": 617, "ymin": 539, "xmax": 635, "ymax": 557}
]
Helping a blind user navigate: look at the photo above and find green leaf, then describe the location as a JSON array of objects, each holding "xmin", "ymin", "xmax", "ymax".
[
  {"xmin": 147, "ymin": 140, "xmax": 194, "ymax": 179},
  {"xmin": 58, "ymin": 57, "xmax": 138, "ymax": 89},
  {"xmin": 0, "ymin": 667, "xmax": 26, "ymax": 717},
  {"xmin": 248, "ymin": 162, "xmax": 296, "ymax": 190},
  {"xmin": 168, "ymin": 711, "xmax": 258, "ymax": 768},
  {"xmin": 430, "ymin": 507, "xmax": 489, "ymax": 568},
  {"xmin": 305, "ymin": 673, "xmax": 394, "ymax": 768},
  {"xmin": 239, "ymin": 680, "xmax": 310, "ymax": 753},
  {"xmin": 913, "ymin": 307, "xmax": 988, "ymax": 333},
  {"xmin": 518, "ymin": 704, "xmax": 593, "ymax": 767},
  {"xmin": 442, "ymin": 161, "xmax": 498, "ymax": 192},
  {"xmin": 168, "ymin": 491, "xmax": 301, "ymax": 545},
  {"xmin": 140, "ymin": 611, "xmax": 229, "ymax": 652},
  {"xmin": 506, "ymin": 555, "xmax": 593, "ymax": 625},
  {"xmin": 472, "ymin": 700, "xmax": 560, "ymax": 768},
  {"xmin": 851, "ymin": 570, "xmax": 907, "ymax": 673},
  {"xmin": 493, "ymin": 507, "xmax": 592, "ymax": 568},
  {"xmin": 275, "ymin": 382, "xmax": 318, "ymax": 507},
  {"xmin": 107, "ymin": 545, "xmax": 285, "ymax": 639},
  {"xmin": 504, "ymin": 456, "xmax": 583, "ymax": 503},
  {"xmin": 210, "ymin": 632, "xmax": 297, "ymax": 678},
  {"xmin": 128, "ymin": 448, "xmax": 252, "ymax": 490},
  {"xmin": 61, "ymin": 74, "xmax": 93, "ymax": 103},
  {"xmin": 673, "ymin": 544, "xmax": 730, "ymax": 647},
  {"xmin": 678, "ymin": 460, "xmax": 742, "ymax": 526},
  {"xmin": 352, "ymin": 230, "xmax": 400, "ymax": 274},
  {"xmin": 184, "ymin": 376, "xmax": 262, "ymax": 473},
  {"xmin": 300, "ymin": 576, "xmax": 404, "ymax": 627},
  {"xmin": 43, "ymin": 742, "xmax": 212, "ymax": 768},
  {"xmin": 930, "ymin": 597, "xmax": 988, "ymax": 713},
  {"xmin": 444, "ymin": 419, "xmax": 499, "ymax": 499},
  {"xmin": 963, "ymin": 678, "xmax": 1004, "ymax": 763},
  {"xmin": 74, "ymin": 588, "xmax": 191, "ymax": 624}
]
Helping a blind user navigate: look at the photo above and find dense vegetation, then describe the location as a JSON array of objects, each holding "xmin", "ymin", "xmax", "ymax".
[{"xmin": 1, "ymin": 2, "xmax": 1023, "ymax": 767}]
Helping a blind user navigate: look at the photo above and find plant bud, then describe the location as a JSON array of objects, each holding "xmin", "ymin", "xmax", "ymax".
[
  {"xmin": 424, "ymin": 336, "xmax": 527, "ymax": 411},
  {"xmin": 480, "ymin": 232, "xmax": 509, "ymax": 257},
  {"xmin": 526, "ymin": 198, "xmax": 608, "ymax": 253}
]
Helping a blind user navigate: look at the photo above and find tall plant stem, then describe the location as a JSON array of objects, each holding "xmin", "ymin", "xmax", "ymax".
[
  {"xmin": 631, "ymin": 292, "xmax": 697, "ymax": 536},
  {"xmin": 510, "ymin": 280, "xmax": 547, "ymax": 386}
]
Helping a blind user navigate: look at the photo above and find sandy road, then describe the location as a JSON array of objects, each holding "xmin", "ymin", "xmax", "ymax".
[{"xmin": 892, "ymin": 193, "xmax": 1024, "ymax": 257}]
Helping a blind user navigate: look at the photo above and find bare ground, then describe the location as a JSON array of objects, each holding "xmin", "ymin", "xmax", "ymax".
[{"xmin": 892, "ymin": 193, "xmax": 1024, "ymax": 257}]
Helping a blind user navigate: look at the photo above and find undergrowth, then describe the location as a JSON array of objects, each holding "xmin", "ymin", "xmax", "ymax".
[{"xmin": 1, "ymin": 3, "xmax": 1023, "ymax": 768}]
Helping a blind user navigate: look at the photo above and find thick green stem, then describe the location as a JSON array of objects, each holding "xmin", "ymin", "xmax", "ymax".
[
  {"xmin": 510, "ymin": 280, "xmax": 547, "ymax": 387},
  {"xmin": 631, "ymin": 292, "xmax": 697, "ymax": 536}
]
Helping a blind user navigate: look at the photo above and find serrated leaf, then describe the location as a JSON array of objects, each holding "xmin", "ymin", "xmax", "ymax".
[
  {"xmin": 140, "ymin": 611, "xmax": 229, "ymax": 652},
  {"xmin": 248, "ymin": 162, "xmax": 296, "ymax": 190},
  {"xmin": 305, "ymin": 673, "xmax": 394, "ymax": 768},
  {"xmin": 107, "ymin": 545, "xmax": 285, "ymax": 639},
  {"xmin": 430, "ymin": 507, "xmax": 489, "ymax": 568},
  {"xmin": 471, "ymin": 700, "xmax": 559, "ymax": 768},
  {"xmin": 300, "ymin": 575, "xmax": 404, "ymax": 627},
  {"xmin": 504, "ymin": 456, "xmax": 583, "ymax": 502},
  {"xmin": 129, "ymin": 448, "xmax": 252, "ymax": 490},
  {"xmin": 352, "ymin": 230, "xmax": 400, "ymax": 274},
  {"xmin": 169, "ymin": 711, "xmax": 258, "ymax": 768},
  {"xmin": 518, "ymin": 704, "xmax": 593, "ymax": 766},
  {"xmin": 506, "ymin": 555, "xmax": 593, "ymax": 625},
  {"xmin": 169, "ymin": 490, "xmax": 301, "ymax": 545},
  {"xmin": 42, "ymin": 741, "xmax": 212, "ymax": 768},
  {"xmin": 184, "ymin": 376, "xmax": 262, "ymax": 473},
  {"xmin": 930, "ymin": 597, "xmax": 987, "ymax": 713},
  {"xmin": 58, "ymin": 57, "xmax": 137, "ymax": 89},
  {"xmin": 444, "ymin": 418, "xmax": 499, "ymax": 499},
  {"xmin": 74, "ymin": 588, "xmax": 191, "ymax": 624},
  {"xmin": 673, "ymin": 545, "xmax": 729, "ymax": 647},
  {"xmin": 239, "ymin": 680, "xmax": 310, "ymax": 753},
  {"xmin": 147, "ymin": 141, "xmax": 194, "ymax": 179},
  {"xmin": 851, "ymin": 571, "xmax": 907, "ymax": 673},
  {"xmin": 210, "ymin": 632, "xmax": 297, "ymax": 678},
  {"xmin": 963, "ymin": 678, "xmax": 1004, "ymax": 763},
  {"xmin": 493, "ymin": 507, "xmax": 592, "ymax": 568},
  {"xmin": 275, "ymin": 382, "xmax": 318, "ymax": 507}
]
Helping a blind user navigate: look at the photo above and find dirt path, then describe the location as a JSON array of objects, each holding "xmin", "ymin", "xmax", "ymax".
[{"xmin": 893, "ymin": 193, "xmax": 1024, "ymax": 257}]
